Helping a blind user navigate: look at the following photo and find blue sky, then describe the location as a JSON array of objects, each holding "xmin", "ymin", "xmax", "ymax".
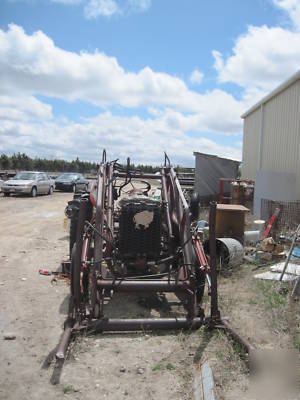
[{"xmin": 0, "ymin": 0, "xmax": 299, "ymax": 165}]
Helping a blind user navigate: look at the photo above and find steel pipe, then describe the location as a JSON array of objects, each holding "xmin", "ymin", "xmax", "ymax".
[
  {"xmin": 161, "ymin": 168, "xmax": 173, "ymax": 239},
  {"xmin": 221, "ymin": 318, "xmax": 255, "ymax": 354},
  {"xmin": 114, "ymin": 172, "xmax": 162, "ymax": 180},
  {"xmin": 86, "ymin": 317, "xmax": 203, "ymax": 332},
  {"xmin": 209, "ymin": 202, "xmax": 219, "ymax": 319},
  {"xmin": 55, "ymin": 327, "xmax": 73, "ymax": 360},
  {"xmin": 96, "ymin": 279, "xmax": 191, "ymax": 292}
]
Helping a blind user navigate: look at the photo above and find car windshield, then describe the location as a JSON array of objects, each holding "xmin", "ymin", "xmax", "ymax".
[
  {"xmin": 14, "ymin": 172, "xmax": 37, "ymax": 180},
  {"xmin": 57, "ymin": 174, "xmax": 78, "ymax": 180}
]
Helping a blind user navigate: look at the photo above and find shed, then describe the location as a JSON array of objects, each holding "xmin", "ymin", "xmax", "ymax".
[
  {"xmin": 193, "ymin": 152, "xmax": 240, "ymax": 201},
  {"xmin": 241, "ymin": 70, "xmax": 300, "ymax": 226}
]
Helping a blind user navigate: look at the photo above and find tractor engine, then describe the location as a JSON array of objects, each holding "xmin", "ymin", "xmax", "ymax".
[{"xmin": 118, "ymin": 196, "xmax": 162, "ymax": 264}]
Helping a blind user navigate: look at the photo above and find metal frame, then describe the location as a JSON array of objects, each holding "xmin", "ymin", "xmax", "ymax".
[{"xmin": 56, "ymin": 151, "xmax": 254, "ymax": 362}]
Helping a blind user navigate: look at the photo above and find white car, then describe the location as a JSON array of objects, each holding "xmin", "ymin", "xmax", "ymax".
[{"xmin": 2, "ymin": 171, "xmax": 55, "ymax": 197}]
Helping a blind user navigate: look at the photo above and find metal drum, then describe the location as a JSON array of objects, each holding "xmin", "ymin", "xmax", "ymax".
[{"xmin": 216, "ymin": 237, "xmax": 244, "ymax": 267}]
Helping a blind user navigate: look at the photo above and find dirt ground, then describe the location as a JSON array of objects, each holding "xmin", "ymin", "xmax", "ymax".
[{"xmin": 0, "ymin": 192, "xmax": 298, "ymax": 400}]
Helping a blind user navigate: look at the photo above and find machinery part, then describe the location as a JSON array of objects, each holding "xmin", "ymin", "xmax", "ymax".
[
  {"xmin": 97, "ymin": 279, "xmax": 192, "ymax": 292},
  {"xmin": 189, "ymin": 191, "xmax": 201, "ymax": 221},
  {"xmin": 204, "ymin": 237, "xmax": 243, "ymax": 269},
  {"xmin": 57, "ymin": 151, "xmax": 218, "ymax": 362},
  {"xmin": 72, "ymin": 198, "xmax": 89, "ymax": 312},
  {"xmin": 118, "ymin": 197, "xmax": 161, "ymax": 261},
  {"xmin": 85, "ymin": 317, "xmax": 203, "ymax": 332},
  {"xmin": 66, "ymin": 192, "xmax": 92, "ymax": 258},
  {"xmin": 56, "ymin": 326, "xmax": 73, "ymax": 360},
  {"xmin": 220, "ymin": 318, "xmax": 255, "ymax": 354},
  {"xmin": 120, "ymin": 179, "xmax": 151, "ymax": 196},
  {"xmin": 209, "ymin": 202, "xmax": 219, "ymax": 320},
  {"xmin": 215, "ymin": 238, "xmax": 243, "ymax": 268}
]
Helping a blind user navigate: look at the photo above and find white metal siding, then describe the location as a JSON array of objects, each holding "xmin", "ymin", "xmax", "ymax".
[
  {"xmin": 261, "ymin": 80, "xmax": 300, "ymax": 174},
  {"xmin": 241, "ymin": 107, "xmax": 261, "ymax": 179},
  {"xmin": 242, "ymin": 79, "xmax": 300, "ymax": 198}
]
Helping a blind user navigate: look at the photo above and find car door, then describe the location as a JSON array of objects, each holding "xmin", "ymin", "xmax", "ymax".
[
  {"xmin": 75, "ymin": 174, "xmax": 85, "ymax": 190},
  {"xmin": 37, "ymin": 173, "xmax": 47, "ymax": 193},
  {"xmin": 43, "ymin": 173, "xmax": 51, "ymax": 193}
]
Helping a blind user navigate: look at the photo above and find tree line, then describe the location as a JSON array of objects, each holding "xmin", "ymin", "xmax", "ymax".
[{"xmin": 0, "ymin": 153, "xmax": 160, "ymax": 174}]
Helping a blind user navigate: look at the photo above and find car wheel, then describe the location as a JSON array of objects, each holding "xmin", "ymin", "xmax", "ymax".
[
  {"xmin": 48, "ymin": 186, "xmax": 54, "ymax": 195},
  {"xmin": 4, "ymin": 192, "xmax": 10, "ymax": 197},
  {"xmin": 31, "ymin": 186, "xmax": 37, "ymax": 197}
]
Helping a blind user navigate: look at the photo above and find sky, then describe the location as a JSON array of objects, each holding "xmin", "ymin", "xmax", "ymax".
[{"xmin": 0, "ymin": 0, "xmax": 299, "ymax": 166}]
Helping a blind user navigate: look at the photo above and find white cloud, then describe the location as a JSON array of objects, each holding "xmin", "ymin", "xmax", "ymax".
[
  {"xmin": 126, "ymin": 0, "xmax": 151, "ymax": 12},
  {"xmin": 213, "ymin": 25, "xmax": 300, "ymax": 95},
  {"xmin": 0, "ymin": 96, "xmax": 52, "ymax": 121},
  {"xmin": 274, "ymin": 0, "xmax": 300, "ymax": 30},
  {"xmin": 189, "ymin": 69, "xmax": 204, "ymax": 85},
  {"xmin": 0, "ymin": 24, "xmax": 243, "ymax": 135},
  {"xmin": 84, "ymin": 0, "xmax": 119, "ymax": 18},
  {"xmin": 50, "ymin": 0, "xmax": 82, "ymax": 4},
  {"xmin": 50, "ymin": 0, "xmax": 151, "ymax": 18},
  {"xmin": 0, "ymin": 97, "xmax": 242, "ymax": 164}
]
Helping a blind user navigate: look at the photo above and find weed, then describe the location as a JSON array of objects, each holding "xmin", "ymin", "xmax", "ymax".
[
  {"xmin": 232, "ymin": 342, "xmax": 243, "ymax": 356},
  {"xmin": 248, "ymin": 297, "xmax": 259, "ymax": 305},
  {"xmin": 256, "ymin": 281, "xmax": 287, "ymax": 309},
  {"xmin": 152, "ymin": 362, "xmax": 176, "ymax": 372},
  {"xmin": 152, "ymin": 363, "xmax": 162, "ymax": 372},
  {"xmin": 294, "ymin": 333, "xmax": 300, "ymax": 351},
  {"xmin": 63, "ymin": 384, "xmax": 74, "ymax": 394},
  {"xmin": 166, "ymin": 362, "xmax": 176, "ymax": 370}
]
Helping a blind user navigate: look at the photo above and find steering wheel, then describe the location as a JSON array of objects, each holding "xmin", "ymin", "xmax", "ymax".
[{"xmin": 120, "ymin": 180, "xmax": 151, "ymax": 196}]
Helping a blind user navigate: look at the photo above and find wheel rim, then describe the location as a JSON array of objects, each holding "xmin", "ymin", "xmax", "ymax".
[{"xmin": 32, "ymin": 187, "xmax": 37, "ymax": 197}]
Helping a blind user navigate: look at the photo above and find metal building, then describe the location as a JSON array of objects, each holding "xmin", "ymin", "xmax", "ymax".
[{"xmin": 241, "ymin": 70, "xmax": 300, "ymax": 225}]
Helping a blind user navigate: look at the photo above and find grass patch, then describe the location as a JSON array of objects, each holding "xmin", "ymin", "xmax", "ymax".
[
  {"xmin": 256, "ymin": 280, "xmax": 287, "ymax": 309},
  {"xmin": 152, "ymin": 363, "xmax": 163, "ymax": 372},
  {"xmin": 166, "ymin": 362, "xmax": 176, "ymax": 370},
  {"xmin": 248, "ymin": 297, "xmax": 259, "ymax": 305},
  {"xmin": 152, "ymin": 362, "xmax": 176, "ymax": 372},
  {"xmin": 63, "ymin": 384, "xmax": 74, "ymax": 394},
  {"xmin": 294, "ymin": 334, "xmax": 300, "ymax": 351}
]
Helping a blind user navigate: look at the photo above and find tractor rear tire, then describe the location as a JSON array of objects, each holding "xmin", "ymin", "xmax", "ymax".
[
  {"xmin": 69, "ymin": 214, "xmax": 78, "ymax": 258},
  {"xmin": 70, "ymin": 244, "xmax": 81, "ymax": 307}
]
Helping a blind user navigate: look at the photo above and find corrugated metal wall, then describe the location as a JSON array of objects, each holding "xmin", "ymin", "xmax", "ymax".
[
  {"xmin": 241, "ymin": 107, "xmax": 261, "ymax": 179},
  {"xmin": 261, "ymin": 80, "xmax": 300, "ymax": 175},
  {"xmin": 242, "ymin": 79, "xmax": 300, "ymax": 197},
  {"xmin": 194, "ymin": 153, "xmax": 239, "ymax": 198}
]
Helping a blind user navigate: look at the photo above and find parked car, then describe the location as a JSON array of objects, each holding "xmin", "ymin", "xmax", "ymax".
[
  {"xmin": 55, "ymin": 173, "xmax": 89, "ymax": 192},
  {"xmin": 2, "ymin": 171, "xmax": 54, "ymax": 197}
]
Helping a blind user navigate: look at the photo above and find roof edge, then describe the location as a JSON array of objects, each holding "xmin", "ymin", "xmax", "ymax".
[
  {"xmin": 241, "ymin": 70, "xmax": 300, "ymax": 119},
  {"xmin": 193, "ymin": 151, "xmax": 240, "ymax": 163}
]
